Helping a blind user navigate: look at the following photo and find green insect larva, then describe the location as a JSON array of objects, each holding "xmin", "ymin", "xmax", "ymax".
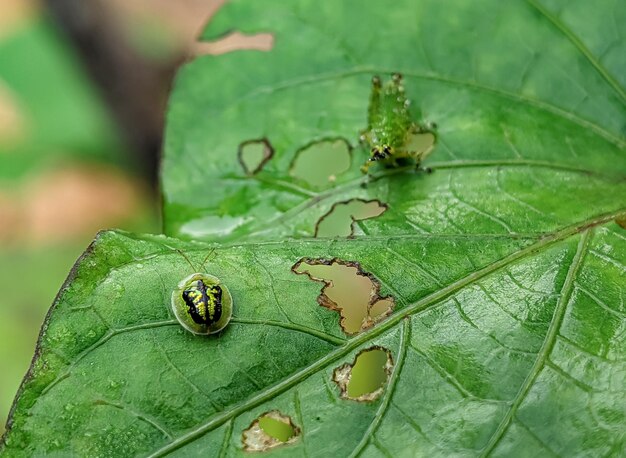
[{"xmin": 360, "ymin": 73, "xmax": 435, "ymax": 173}]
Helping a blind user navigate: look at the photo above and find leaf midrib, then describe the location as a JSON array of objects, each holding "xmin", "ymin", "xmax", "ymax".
[{"xmin": 147, "ymin": 208, "xmax": 625, "ymax": 457}]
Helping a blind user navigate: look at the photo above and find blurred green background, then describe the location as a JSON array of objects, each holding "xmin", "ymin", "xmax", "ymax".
[{"xmin": 0, "ymin": 0, "xmax": 261, "ymax": 432}]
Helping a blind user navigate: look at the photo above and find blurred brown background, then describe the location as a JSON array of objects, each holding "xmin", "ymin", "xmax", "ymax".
[{"xmin": 0, "ymin": 0, "xmax": 271, "ymax": 431}]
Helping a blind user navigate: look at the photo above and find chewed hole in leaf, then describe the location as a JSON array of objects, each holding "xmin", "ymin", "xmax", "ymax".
[
  {"xmin": 405, "ymin": 131, "xmax": 436, "ymax": 158},
  {"xmin": 242, "ymin": 411, "xmax": 299, "ymax": 452},
  {"xmin": 193, "ymin": 31, "xmax": 274, "ymax": 56},
  {"xmin": 315, "ymin": 199, "xmax": 387, "ymax": 237},
  {"xmin": 292, "ymin": 258, "xmax": 394, "ymax": 334},
  {"xmin": 258, "ymin": 417, "xmax": 296, "ymax": 442},
  {"xmin": 333, "ymin": 347, "xmax": 393, "ymax": 401},
  {"xmin": 290, "ymin": 138, "xmax": 351, "ymax": 187},
  {"xmin": 238, "ymin": 139, "xmax": 274, "ymax": 175}
]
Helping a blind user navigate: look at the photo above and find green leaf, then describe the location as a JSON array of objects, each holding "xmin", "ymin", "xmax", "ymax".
[
  {"xmin": 2, "ymin": 221, "xmax": 624, "ymax": 456},
  {"xmin": 162, "ymin": 0, "xmax": 626, "ymax": 242},
  {"xmin": 3, "ymin": 0, "xmax": 626, "ymax": 456}
]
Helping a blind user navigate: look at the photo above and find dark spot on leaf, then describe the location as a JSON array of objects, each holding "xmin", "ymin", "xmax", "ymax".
[
  {"xmin": 242, "ymin": 411, "xmax": 299, "ymax": 452},
  {"xmin": 616, "ymin": 215, "xmax": 626, "ymax": 230},
  {"xmin": 333, "ymin": 347, "xmax": 393, "ymax": 401},
  {"xmin": 238, "ymin": 139, "xmax": 274, "ymax": 175},
  {"xmin": 292, "ymin": 258, "xmax": 394, "ymax": 334},
  {"xmin": 315, "ymin": 199, "xmax": 387, "ymax": 237},
  {"xmin": 290, "ymin": 138, "xmax": 352, "ymax": 187}
]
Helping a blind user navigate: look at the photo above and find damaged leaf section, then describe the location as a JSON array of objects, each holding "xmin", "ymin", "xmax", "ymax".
[
  {"xmin": 290, "ymin": 139, "xmax": 351, "ymax": 187},
  {"xmin": 333, "ymin": 347, "xmax": 393, "ymax": 401},
  {"xmin": 405, "ymin": 131, "xmax": 436, "ymax": 157},
  {"xmin": 616, "ymin": 215, "xmax": 626, "ymax": 230},
  {"xmin": 316, "ymin": 199, "xmax": 387, "ymax": 237},
  {"xmin": 292, "ymin": 258, "xmax": 394, "ymax": 334},
  {"xmin": 242, "ymin": 411, "xmax": 299, "ymax": 452},
  {"xmin": 238, "ymin": 138, "xmax": 274, "ymax": 175},
  {"xmin": 194, "ymin": 31, "xmax": 274, "ymax": 56}
]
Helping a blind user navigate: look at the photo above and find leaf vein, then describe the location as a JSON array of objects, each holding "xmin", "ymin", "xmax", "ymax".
[
  {"xmin": 479, "ymin": 229, "xmax": 592, "ymax": 456},
  {"xmin": 218, "ymin": 420, "xmax": 232, "ymax": 458},
  {"xmin": 230, "ymin": 318, "xmax": 345, "ymax": 345},
  {"xmin": 525, "ymin": 0, "xmax": 626, "ymax": 106},
  {"xmin": 93, "ymin": 399, "xmax": 173, "ymax": 440},
  {"xmin": 514, "ymin": 418, "xmax": 560, "ymax": 457},
  {"xmin": 448, "ymin": 173, "xmax": 513, "ymax": 233},
  {"xmin": 408, "ymin": 342, "xmax": 472, "ymax": 399},
  {"xmin": 576, "ymin": 284, "xmax": 626, "ymax": 319},
  {"xmin": 208, "ymin": 67, "xmax": 625, "ymax": 148},
  {"xmin": 41, "ymin": 320, "xmax": 179, "ymax": 396},
  {"xmin": 349, "ymin": 319, "xmax": 410, "ymax": 458}
]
